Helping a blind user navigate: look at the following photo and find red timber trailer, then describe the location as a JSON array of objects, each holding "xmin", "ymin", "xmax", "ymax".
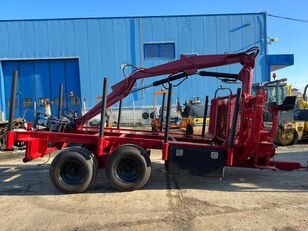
[{"xmin": 5, "ymin": 47, "xmax": 306, "ymax": 193}]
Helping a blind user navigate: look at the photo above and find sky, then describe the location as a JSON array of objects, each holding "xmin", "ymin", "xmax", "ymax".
[{"xmin": 0, "ymin": 0, "xmax": 307, "ymax": 91}]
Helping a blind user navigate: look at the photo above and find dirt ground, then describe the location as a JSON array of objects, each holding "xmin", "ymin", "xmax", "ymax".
[{"xmin": 0, "ymin": 145, "xmax": 307, "ymax": 231}]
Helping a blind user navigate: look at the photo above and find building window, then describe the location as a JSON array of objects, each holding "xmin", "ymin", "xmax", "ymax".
[
  {"xmin": 23, "ymin": 98, "xmax": 33, "ymax": 108},
  {"xmin": 69, "ymin": 96, "xmax": 80, "ymax": 106},
  {"xmin": 144, "ymin": 42, "xmax": 175, "ymax": 59},
  {"xmin": 53, "ymin": 97, "xmax": 61, "ymax": 107}
]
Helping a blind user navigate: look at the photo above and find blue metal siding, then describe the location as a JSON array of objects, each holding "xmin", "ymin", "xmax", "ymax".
[
  {"xmin": 3, "ymin": 61, "xmax": 20, "ymax": 119},
  {"xmin": 62, "ymin": 20, "xmax": 76, "ymax": 55},
  {"xmin": 2, "ymin": 59, "xmax": 81, "ymax": 119},
  {"xmin": 0, "ymin": 24, "xmax": 9, "ymax": 57},
  {"xmin": 34, "ymin": 21, "xmax": 49, "ymax": 57},
  {"xmin": 19, "ymin": 61, "xmax": 36, "ymax": 120},
  {"xmin": 34, "ymin": 61, "xmax": 51, "ymax": 104},
  {"xmin": 0, "ymin": 62, "xmax": 6, "ymax": 116},
  {"xmin": 0, "ymin": 13, "xmax": 267, "ymax": 112}
]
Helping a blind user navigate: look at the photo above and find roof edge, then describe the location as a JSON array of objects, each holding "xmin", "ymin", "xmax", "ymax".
[{"xmin": 0, "ymin": 12, "xmax": 267, "ymax": 22}]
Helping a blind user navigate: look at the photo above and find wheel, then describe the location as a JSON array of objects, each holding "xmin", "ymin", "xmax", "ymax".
[
  {"xmin": 65, "ymin": 147, "xmax": 99, "ymax": 189},
  {"xmin": 62, "ymin": 109, "xmax": 77, "ymax": 120},
  {"xmin": 106, "ymin": 145, "xmax": 151, "ymax": 191},
  {"xmin": 142, "ymin": 112, "xmax": 149, "ymax": 119},
  {"xmin": 49, "ymin": 147, "xmax": 98, "ymax": 193},
  {"xmin": 275, "ymin": 129, "xmax": 297, "ymax": 146}
]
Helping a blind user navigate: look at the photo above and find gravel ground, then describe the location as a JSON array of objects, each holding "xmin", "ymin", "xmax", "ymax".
[{"xmin": 0, "ymin": 145, "xmax": 307, "ymax": 231}]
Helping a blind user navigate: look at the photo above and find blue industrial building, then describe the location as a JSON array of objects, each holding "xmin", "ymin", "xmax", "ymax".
[{"xmin": 0, "ymin": 12, "xmax": 293, "ymax": 120}]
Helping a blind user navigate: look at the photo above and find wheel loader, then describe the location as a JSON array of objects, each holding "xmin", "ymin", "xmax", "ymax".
[
  {"xmin": 253, "ymin": 79, "xmax": 307, "ymax": 145},
  {"xmin": 293, "ymin": 84, "xmax": 308, "ymax": 142}
]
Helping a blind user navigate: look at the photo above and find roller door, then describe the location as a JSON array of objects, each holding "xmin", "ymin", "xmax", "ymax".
[{"xmin": 2, "ymin": 59, "xmax": 81, "ymax": 121}]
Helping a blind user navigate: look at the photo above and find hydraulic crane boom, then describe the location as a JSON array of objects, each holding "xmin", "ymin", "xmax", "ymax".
[{"xmin": 76, "ymin": 47, "xmax": 259, "ymax": 126}]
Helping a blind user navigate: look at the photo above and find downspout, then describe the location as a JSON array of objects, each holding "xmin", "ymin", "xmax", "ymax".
[
  {"xmin": 0, "ymin": 62, "xmax": 6, "ymax": 120},
  {"xmin": 130, "ymin": 18, "xmax": 138, "ymax": 104},
  {"xmin": 138, "ymin": 17, "xmax": 144, "ymax": 105},
  {"xmin": 264, "ymin": 12, "xmax": 270, "ymax": 81}
]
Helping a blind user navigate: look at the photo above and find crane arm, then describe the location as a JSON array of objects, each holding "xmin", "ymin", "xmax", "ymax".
[{"xmin": 77, "ymin": 47, "xmax": 259, "ymax": 126}]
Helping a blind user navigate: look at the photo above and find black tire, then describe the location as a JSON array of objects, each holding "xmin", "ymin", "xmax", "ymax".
[
  {"xmin": 49, "ymin": 147, "xmax": 97, "ymax": 193},
  {"xmin": 275, "ymin": 129, "xmax": 298, "ymax": 146},
  {"xmin": 106, "ymin": 145, "xmax": 151, "ymax": 191},
  {"xmin": 65, "ymin": 147, "xmax": 99, "ymax": 189},
  {"xmin": 142, "ymin": 112, "xmax": 149, "ymax": 120}
]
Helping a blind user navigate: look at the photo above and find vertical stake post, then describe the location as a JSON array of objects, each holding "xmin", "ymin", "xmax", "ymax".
[
  {"xmin": 228, "ymin": 88, "xmax": 241, "ymax": 166},
  {"xmin": 201, "ymin": 96, "xmax": 209, "ymax": 137},
  {"xmin": 8, "ymin": 70, "xmax": 18, "ymax": 132},
  {"xmin": 117, "ymin": 100, "xmax": 122, "ymax": 129},
  {"xmin": 160, "ymin": 92, "xmax": 166, "ymax": 132},
  {"xmin": 164, "ymin": 84, "xmax": 173, "ymax": 144},
  {"xmin": 58, "ymin": 84, "xmax": 63, "ymax": 120},
  {"xmin": 229, "ymin": 88, "xmax": 241, "ymax": 148},
  {"xmin": 99, "ymin": 78, "xmax": 108, "ymax": 138}
]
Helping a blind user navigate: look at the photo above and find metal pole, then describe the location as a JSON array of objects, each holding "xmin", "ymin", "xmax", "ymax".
[
  {"xmin": 82, "ymin": 98, "xmax": 87, "ymax": 115},
  {"xmin": 0, "ymin": 62, "xmax": 7, "ymax": 120},
  {"xmin": 117, "ymin": 100, "xmax": 122, "ymax": 129},
  {"xmin": 8, "ymin": 70, "xmax": 18, "ymax": 132},
  {"xmin": 201, "ymin": 96, "xmax": 209, "ymax": 137},
  {"xmin": 275, "ymin": 83, "xmax": 279, "ymax": 105},
  {"xmin": 164, "ymin": 84, "xmax": 173, "ymax": 143},
  {"xmin": 99, "ymin": 78, "xmax": 108, "ymax": 138},
  {"xmin": 160, "ymin": 92, "xmax": 166, "ymax": 132},
  {"xmin": 33, "ymin": 101, "xmax": 37, "ymax": 112},
  {"xmin": 133, "ymin": 100, "xmax": 136, "ymax": 127},
  {"xmin": 229, "ymin": 88, "xmax": 241, "ymax": 148},
  {"xmin": 58, "ymin": 84, "xmax": 63, "ymax": 120}
]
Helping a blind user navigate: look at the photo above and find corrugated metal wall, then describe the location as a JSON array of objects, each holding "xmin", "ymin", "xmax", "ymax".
[{"xmin": 0, "ymin": 13, "xmax": 267, "ymax": 110}]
